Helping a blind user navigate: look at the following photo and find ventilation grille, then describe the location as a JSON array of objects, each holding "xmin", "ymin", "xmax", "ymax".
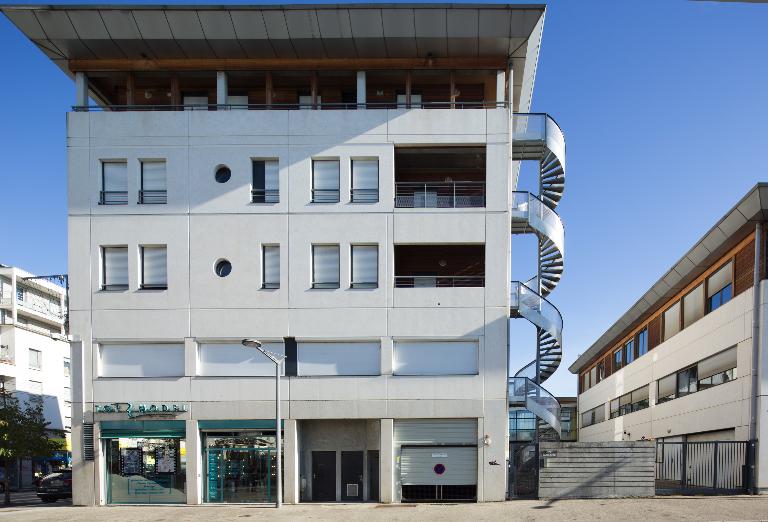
[
  {"xmin": 83, "ymin": 423, "xmax": 95, "ymax": 461},
  {"xmin": 346, "ymin": 483, "xmax": 359, "ymax": 498}
]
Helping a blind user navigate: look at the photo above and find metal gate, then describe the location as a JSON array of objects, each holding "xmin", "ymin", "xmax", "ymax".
[
  {"xmin": 655, "ymin": 441, "xmax": 754, "ymax": 495},
  {"xmin": 507, "ymin": 442, "xmax": 538, "ymax": 499}
]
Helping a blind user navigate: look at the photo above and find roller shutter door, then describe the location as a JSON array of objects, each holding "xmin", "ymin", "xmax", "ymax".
[
  {"xmin": 394, "ymin": 419, "xmax": 477, "ymax": 445},
  {"xmin": 401, "ymin": 446, "xmax": 477, "ymax": 485}
]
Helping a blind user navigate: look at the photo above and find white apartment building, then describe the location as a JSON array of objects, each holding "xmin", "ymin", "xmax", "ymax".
[
  {"xmin": 3, "ymin": 4, "xmax": 568, "ymax": 504},
  {"xmin": 570, "ymin": 184, "xmax": 768, "ymax": 493},
  {"xmin": 0, "ymin": 264, "xmax": 71, "ymax": 487}
]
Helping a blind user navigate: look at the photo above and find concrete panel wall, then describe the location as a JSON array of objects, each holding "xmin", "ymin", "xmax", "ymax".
[{"xmin": 538, "ymin": 442, "xmax": 655, "ymax": 499}]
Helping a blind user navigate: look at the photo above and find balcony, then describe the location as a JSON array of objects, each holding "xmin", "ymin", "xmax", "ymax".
[
  {"xmin": 99, "ymin": 190, "xmax": 128, "ymax": 205},
  {"xmin": 395, "ymin": 182, "xmax": 485, "ymax": 209},
  {"xmin": 395, "ymin": 245, "xmax": 484, "ymax": 288},
  {"xmin": 138, "ymin": 189, "xmax": 167, "ymax": 204}
]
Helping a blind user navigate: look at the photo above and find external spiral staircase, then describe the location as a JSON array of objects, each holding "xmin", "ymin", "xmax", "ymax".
[{"xmin": 508, "ymin": 113, "xmax": 566, "ymax": 437}]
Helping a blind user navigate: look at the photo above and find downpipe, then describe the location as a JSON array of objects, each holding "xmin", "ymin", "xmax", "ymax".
[{"xmin": 749, "ymin": 223, "xmax": 761, "ymax": 494}]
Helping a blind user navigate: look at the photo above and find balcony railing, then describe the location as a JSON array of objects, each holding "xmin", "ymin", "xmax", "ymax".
[
  {"xmin": 16, "ymin": 298, "xmax": 63, "ymax": 321},
  {"xmin": 251, "ymin": 189, "xmax": 280, "ymax": 204},
  {"xmin": 395, "ymin": 182, "xmax": 485, "ymax": 209},
  {"xmin": 350, "ymin": 189, "xmax": 379, "ymax": 203},
  {"xmin": 395, "ymin": 276, "xmax": 484, "ymax": 288},
  {"xmin": 73, "ymin": 101, "xmax": 510, "ymax": 112},
  {"xmin": 99, "ymin": 191, "xmax": 128, "ymax": 205},
  {"xmin": 311, "ymin": 189, "xmax": 340, "ymax": 203},
  {"xmin": 138, "ymin": 189, "xmax": 167, "ymax": 204}
]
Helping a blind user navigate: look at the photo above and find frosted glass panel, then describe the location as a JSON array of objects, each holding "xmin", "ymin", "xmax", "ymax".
[
  {"xmin": 103, "ymin": 246, "xmax": 128, "ymax": 288},
  {"xmin": 265, "ymin": 160, "xmax": 279, "ymax": 191},
  {"xmin": 313, "ymin": 160, "xmax": 340, "ymax": 190},
  {"xmin": 199, "ymin": 342, "xmax": 285, "ymax": 376},
  {"xmin": 297, "ymin": 342, "xmax": 380, "ymax": 376},
  {"xmin": 698, "ymin": 346, "xmax": 737, "ymax": 380},
  {"xmin": 263, "ymin": 246, "xmax": 280, "ymax": 287},
  {"xmin": 352, "ymin": 160, "xmax": 378, "ymax": 190},
  {"xmin": 658, "ymin": 374, "xmax": 676, "ymax": 398},
  {"xmin": 103, "ymin": 162, "xmax": 127, "ymax": 192},
  {"xmin": 393, "ymin": 341, "xmax": 478, "ymax": 375},
  {"xmin": 312, "ymin": 245, "xmax": 340, "ymax": 287},
  {"xmin": 141, "ymin": 161, "xmax": 166, "ymax": 191},
  {"xmin": 663, "ymin": 301, "xmax": 681, "ymax": 341},
  {"xmin": 100, "ymin": 344, "xmax": 184, "ymax": 377},
  {"xmin": 683, "ymin": 283, "xmax": 704, "ymax": 328},
  {"xmin": 352, "ymin": 245, "xmax": 377, "ymax": 286},
  {"xmin": 141, "ymin": 246, "xmax": 167, "ymax": 287}
]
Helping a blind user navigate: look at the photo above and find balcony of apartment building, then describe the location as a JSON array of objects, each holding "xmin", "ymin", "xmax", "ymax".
[
  {"xmin": 394, "ymin": 147, "xmax": 486, "ymax": 209},
  {"xmin": 13, "ymin": 284, "xmax": 65, "ymax": 330},
  {"xmin": 394, "ymin": 245, "xmax": 485, "ymax": 308}
]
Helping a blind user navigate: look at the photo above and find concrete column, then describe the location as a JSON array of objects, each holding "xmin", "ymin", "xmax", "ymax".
[
  {"xmin": 380, "ymin": 337, "xmax": 393, "ymax": 375},
  {"xmin": 356, "ymin": 71, "xmax": 366, "ymax": 107},
  {"xmin": 380, "ymin": 419, "xmax": 394, "ymax": 503},
  {"xmin": 184, "ymin": 337, "xmax": 196, "ymax": 377},
  {"xmin": 757, "ymin": 279, "xmax": 768, "ymax": 492},
  {"xmin": 10, "ymin": 270, "xmax": 17, "ymax": 322},
  {"xmin": 216, "ymin": 71, "xmax": 228, "ymax": 107},
  {"xmin": 92, "ymin": 420, "xmax": 105, "ymax": 505},
  {"xmin": 507, "ymin": 65, "xmax": 514, "ymax": 111},
  {"xmin": 186, "ymin": 419, "xmax": 201, "ymax": 504},
  {"xmin": 75, "ymin": 71, "xmax": 88, "ymax": 108},
  {"xmin": 496, "ymin": 70, "xmax": 506, "ymax": 107},
  {"xmin": 284, "ymin": 418, "xmax": 300, "ymax": 503}
]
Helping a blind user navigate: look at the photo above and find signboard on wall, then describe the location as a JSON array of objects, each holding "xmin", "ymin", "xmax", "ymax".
[
  {"xmin": 95, "ymin": 402, "xmax": 188, "ymax": 418},
  {"xmin": 207, "ymin": 452, "xmax": 220, "ymax": 501}
]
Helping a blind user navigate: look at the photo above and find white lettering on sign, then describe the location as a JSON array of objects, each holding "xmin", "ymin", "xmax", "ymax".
[{"xmin": 431, "ymin": 452, "xmax": 448, "ymax": 458}]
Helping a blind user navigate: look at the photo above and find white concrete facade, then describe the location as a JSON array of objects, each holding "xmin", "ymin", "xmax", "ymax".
[
  {"xmin": 67, "ymin": 107, "xmax": 514, "ymax": 504},
  {"xmin": 0, "ymin": 265, "xmax": 71, "ymax": 486}
]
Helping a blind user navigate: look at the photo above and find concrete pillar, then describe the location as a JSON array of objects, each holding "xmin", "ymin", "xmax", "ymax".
[
  {"xmin": 10, "ymin": 270, "xmax": 17, "ymax": 322},
  {"xmin": 184, "ymin": 338, "xmax": 196, "ymax": 377},
  {"xmin": 380, "ymin": 419, "xmax": 394, "ymax": 503},
  {"xmin": 216, "ymin": 71, "xmax": 228, "ymax": 107},
  {"xmin": 284, "ymin": 419, "xmax": 300, "ymax": 503},
  {"xmin": 75, "ymin": 71, "xmax": 88, "ymax": 108},
  {"xmin": 92, "ymin": 420, "xmax": 105, "ymax": 505},
  {"xmin": 507, "ymin": 65, "xmax": 514, "ymax": 111},
  {"xmin": 356, "ymin": 71, "xmax": 366, "ymax": 107},
  {"xmin": 757, "ymin": 279, "xmax": 768, "ymax": 492},
  {"xmin": 380, "ymin": 337, "xmax": 393, "ymax": 375},
  {"xmin": 186, "ymin": 419, "xmax": 201, "ymax": 504},
  {"xmin": 496, "ymin": 70, "xmax": 506, "ymax": 107}
]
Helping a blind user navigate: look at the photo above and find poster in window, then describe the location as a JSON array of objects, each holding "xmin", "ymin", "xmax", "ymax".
[
  {"xmin": 155, "ymin": 446, "xmax": 176, "ymax": 474},
  {"xmin": 120, "ymin": 448, "xmax": 143, "ymax": 476}
]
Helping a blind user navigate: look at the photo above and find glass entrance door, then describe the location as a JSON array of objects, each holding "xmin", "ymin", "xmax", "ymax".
[{"xmin": 204, "ymin": 431, "xmax": 278, "ymax": 503}]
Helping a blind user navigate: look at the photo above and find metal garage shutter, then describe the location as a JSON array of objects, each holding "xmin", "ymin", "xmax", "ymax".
[
  {"xmin": 394, "ymin": 419, "xmax": 477, "ymax": 445},
  {"xmin": 401, "ymin": 446, "xmax": 477, "ymax": 485}
]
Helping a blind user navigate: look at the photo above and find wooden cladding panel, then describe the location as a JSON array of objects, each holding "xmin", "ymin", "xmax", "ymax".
[
  {"xmin": 647, "ymin": 315, "xmax": 662, "ymax": 351},
  {"xmin": 734, "ymin": 239, "xmax": 755, "ymax": 297}
]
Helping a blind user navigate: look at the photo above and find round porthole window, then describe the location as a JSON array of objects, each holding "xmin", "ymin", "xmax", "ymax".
[
  {"xmin": 215, "ymin": 166, "xmax": 231, "ymax": 183},
  {"xmin": 214, "ymin": 259, "xmax": 232, "ymax": 277}
]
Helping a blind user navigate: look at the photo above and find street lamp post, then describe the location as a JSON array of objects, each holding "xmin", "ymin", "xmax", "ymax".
[{"xmin": 242, "ymin": 339, "xmax": 285, "ymax": 508}]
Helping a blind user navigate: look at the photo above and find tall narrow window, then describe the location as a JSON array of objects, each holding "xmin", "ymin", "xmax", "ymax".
[
  {"xmin": 637, "ymin": 329, "xmax": 648, "ymax": 357},
  {"xmin": 252, "ymin": 160, "xmax": 279, "ymax": 203},
  {"xmin": 102, "ymin": 246, "xmax": 129, "ymax": 291},
  {"xmin": 140, "ymin": 160, "xmax": 167, "ymax": 204},
  {"xmin": 101, "ymin": 161, "xmax": 127, "ymax": 205},
  {"xmin": 663, "ymin": 301, "xmax": 681, "ymax": 341},
  {"xmin": 140, "ymin": 246, "xmax": 168, "ymax": 290},
  {"xmin": 262, "ymin": 245, "xmax": 280, "ymax": 289},
  {"xmin": 683, "ymin": 283, "xmax": 705, "ymax": 328},
  {"xmin": 707, "ymin": 262, "xmax": 733, "ymax": 312},
  {"xmin": 29, "ymin": 348, "xmax": 42, "ymax": 370},
  {"xmin": 351, "ymin": 159, "xmax": 379, "ymax": 203},
  {"xmin": 312, "ymin": 160, "xmax": 340, "ymax": 203},
  {"xmin": 624, "ymin": 339, "xmax": 635, "ymax": 364},
  {"xmin": 312, "ymin": 245, "xmax": 340, "ymax": 289},
  {"xmin": 677, "ymin": 365, "xmax": 698, "ymax": 396},
  {"xmin": 613, "ymin": 348, "xmax": 623, "ymax": 371},
  {"xmin": 351, "ymin": 245, "xmax": 378, "ymax": 288}
]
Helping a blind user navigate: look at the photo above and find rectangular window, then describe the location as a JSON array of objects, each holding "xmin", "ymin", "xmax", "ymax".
[
  {"xmin": 140, "ymin": 160, "xmax": 167, "ymax": 204},
  {"xmin": 677, "ymin": 365, "xmax": 698, "ymax": 396},
  {"xmin": 312, "ymin": 159, "xmax": 340, "ymax": 203},
  {"xmin": 63, "ymin": 358, "xmax": 71, "ymax": 378},
  {"xmin": 610, "ymin": 398, "xmax": 619, "ymax": 419},
  {"xmin": 589, "ymin": 366, "xmax": 597, "ymax": 387},
  {"xmin": 657, "ymin": 374, "xmax": 676, "ymax": 404},
  {"xmin": 637, "ymin": 329, "xmax": 648, "ymax": 357},
  {"xmin": 707, "ymin": 262, "xmax": 733, "ymax": 312},
  {"xmin": 140, "ymin": 246, "xmax": 168, "ymax": 290},
  {"xmin": 262, "ymin": 245, "xmax": 280, "ymax": 289},
  {"xmin": 596, "ymin": 362, "xmax": 605, "ymax": 383},
  {"xmin": 351, "ymin": 159, "xmax": 379, "ymax": 203},
  {"xmin": 198, "ymin": 342, "xmax": 285, "ymax": 376},
  {"xmin": 683, "ymin": 283, "xmax": 705, "ymax": 328},
  {"xmin": 613, "ymin": 349, "xmax": 623, "ymax": 371},
  {"xmin": 16, "ymin": 287, "xmax": 24, "ymax": 302},
  {"xmin": 624, "ymin": 339, "xmax": 635, "ymax": 365},
  {"xmin": 393, "ymin": 341, "xmax": 478, "ymax": 375},
  {"xmin": 297, "ymin": 342, "xmax": 380, "ymax": 376},
  {"xmin": 252, "ymin": 160, "xmax": 279, "ymax": 203},
  {"xmin": 582, "ymin": 372, "xmax": 590, "ymax": 392},
  {"xmin": 63, "ymin": 386, "xmax": 71, "ymax": 401},
  {"xmin": 29, "ymin": 348, "xmax": 42, "ymax": 370},
  {"xmin": 101, "ymin": 161, "xmax": 128, "ymax": 205},
  {"xmin": 99, "ymin": 343, "xmax": 185, "ymax": 377},
  {"xmin": 312, "ymin": 245, "xmax": 340, "ymax": 289},
  {"xmin": 581, "ymin": 405, "xmax": 605, "ymax": 428},
  {"xmin": 663, "ymin": 301, "xmax": 681, "ymax": 341},
  {"xmin": 351, "ymin": 245, "xmax": 378, "ymax": 288},
  {"xmin": 29, "ymin": 380, "xmax": 43, "ymax": 396},
  {"xmin": 698, "ymin": 346, "xmax": 737, "ymax": 390},
  {"xmin": 102, "ymin": 246, "xmax": 129, "ymax": 291}
]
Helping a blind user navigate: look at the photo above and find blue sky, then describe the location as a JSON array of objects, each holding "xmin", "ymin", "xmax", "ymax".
[{"xmin": 1, "ymin": 1, "xmax": 767, "ymax": 396}]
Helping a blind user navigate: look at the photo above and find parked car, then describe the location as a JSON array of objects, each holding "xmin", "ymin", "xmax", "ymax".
[{"xmin": 36, "ymin": 469, "xmax": 72, "ymax": 503}]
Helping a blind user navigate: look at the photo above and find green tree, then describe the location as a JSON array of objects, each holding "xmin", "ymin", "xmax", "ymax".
[{"xmin": 0, "ymin": 388, "xmax": 63, "ymax": 505}]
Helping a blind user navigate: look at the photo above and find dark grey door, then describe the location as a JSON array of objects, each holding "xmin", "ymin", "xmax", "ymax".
[
  {"xmin": 368, "ymin": 450, "xmax": 380, "ymax": 502},
  {"xmin": 341, "ymin": 451, "xmax": 364, "ymax": 501},
  {"xmin": 312, "ymin": 451, "xmax": 336, "ymax": 501}
]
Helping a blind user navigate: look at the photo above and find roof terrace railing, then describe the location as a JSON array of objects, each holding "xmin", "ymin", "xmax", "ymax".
[{"xmin": 72, "ymin": 101, "xmax": 510, "ymax": 112}]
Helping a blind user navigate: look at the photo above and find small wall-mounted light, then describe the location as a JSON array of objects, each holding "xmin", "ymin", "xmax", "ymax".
[
  {"xmin": 438, "ymin": 259, "xmax": 448, "ymax": 267},
  {"xmin": 144, "ymin": 90, "xmax": 153, "ymax": 100},
  {"xmin": 483, "ymin": 434, "xmax": 492, "ymax": 446}
]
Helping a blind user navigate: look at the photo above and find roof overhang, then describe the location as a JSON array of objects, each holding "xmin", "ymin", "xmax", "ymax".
[
  {"xmin": 570, "ymin": 183, "xmax": 768, "ymax": 374},
  {"xmin": 1, "ymin": 4, "xmax": 545, "ymax": 110}
]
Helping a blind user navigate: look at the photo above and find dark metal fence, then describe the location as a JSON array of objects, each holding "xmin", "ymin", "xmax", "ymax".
[{"xmin": 655, "ymin": 440, "xmax": 754, "ymax": 495}]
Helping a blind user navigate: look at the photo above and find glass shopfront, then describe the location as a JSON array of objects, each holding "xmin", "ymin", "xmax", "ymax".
[
  {"xmin": 200, "ymin": 421, "xmax": 282, "ymax": 504},
  {"xmin": 102, "ymin": 420, "xmax": 187, "ymax": 504}
]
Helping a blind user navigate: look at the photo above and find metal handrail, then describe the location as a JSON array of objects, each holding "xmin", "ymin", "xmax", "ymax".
[
  {"xmin": 251, "ymin": 189, "xmax": 280, "ymax": 203},
  {"xmin": 99, "ymin": 191, "xmax": 128, "ymax": 205},
  {"xmin": 395, "ymin": 275, "xmax": 484, "ymax": 288},
  {"xmin": 138, "ymin": 189, "xmax": 167, "ymax": 204},
  {"xmin": 395, "ymin": 181, "xmax": 486, "ymax": 209},
  {"xmin": 350, "ymin": 188, "xmax": 379, "ymax": 203},
  {"xmin": 508, "ymin": 376, "xmax": 562, "ymax": 434},
  {"xmin": 72, "ymin": 101, "xmax": 510, "ymax": 112},
  {"xmin": 311, "ymin": 189, "xmax": 340, "ymax": 203},
  {"xmin": 511, "ymin": 190, "xmax": 565, "ymax": 258},
  {"xmin": 510, "ymin": 281, "xmax": 563, "ymax": 326}
]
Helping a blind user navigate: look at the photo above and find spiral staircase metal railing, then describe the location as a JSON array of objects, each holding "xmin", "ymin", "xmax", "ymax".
[{"xmin": 509, "ymin": 113, "xmax": 566, "ymax": 437}]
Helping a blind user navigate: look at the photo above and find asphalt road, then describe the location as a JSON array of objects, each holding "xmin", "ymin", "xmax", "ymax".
[
  {"xmin": 0, "ymin": 489, "xmax": 71, "ymax": 508},
  {"xmin": 1, "ymin": 496, "xmax": 767, "ymax": 521}
]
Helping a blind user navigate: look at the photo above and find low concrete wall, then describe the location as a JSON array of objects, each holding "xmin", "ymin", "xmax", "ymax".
[{"xmin": 538, "ymin": 441, "xmax": 655, "ymax": 499}]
